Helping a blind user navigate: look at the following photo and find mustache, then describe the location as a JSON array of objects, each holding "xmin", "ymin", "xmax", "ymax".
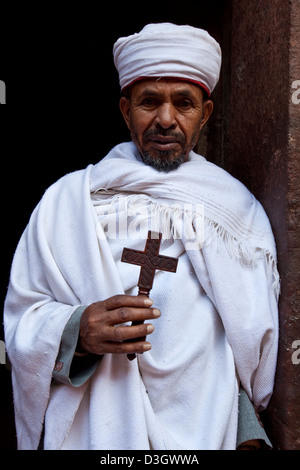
[{"xmin": 143, "ymin": 128, "xmax": 186, "ymax": 144}]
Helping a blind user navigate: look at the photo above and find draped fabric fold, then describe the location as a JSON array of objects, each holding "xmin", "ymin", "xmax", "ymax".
[{"xmin": 4, "ymin": 142, "xmax": 279, "ymax": 449}]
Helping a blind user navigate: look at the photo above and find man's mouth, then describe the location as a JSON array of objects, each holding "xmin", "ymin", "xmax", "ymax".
[{"xmin": 147, "ymin": 135, "xmax": 180, "ymax": 151}]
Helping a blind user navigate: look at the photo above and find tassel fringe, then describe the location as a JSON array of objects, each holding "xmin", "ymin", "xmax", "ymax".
[{"xmin": 92, "ymin": 192, "xmax": 281, "ymax": 300}]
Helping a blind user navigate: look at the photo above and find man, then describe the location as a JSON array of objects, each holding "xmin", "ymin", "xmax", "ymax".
[{"xmin": 4, "ymin": 23, "xmax": 279, "ymax": 450}]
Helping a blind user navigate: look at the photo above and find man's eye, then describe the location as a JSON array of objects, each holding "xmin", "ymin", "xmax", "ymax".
[
  {"xmin": 141, "ymin": 98, "xmax": 158, "ymax": 107},
  {"xmin": 177, "ymin": 100, "xmax": 193, "ymax": 109}
]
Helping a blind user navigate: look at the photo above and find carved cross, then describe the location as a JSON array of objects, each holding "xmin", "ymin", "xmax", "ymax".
[{"xmin": 121, "ymin": 231, "xmax": 178, "ymax": 359}]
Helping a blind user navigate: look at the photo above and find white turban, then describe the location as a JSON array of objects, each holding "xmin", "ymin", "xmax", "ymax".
[{"xmin": 113, "ymin": 23, "xmax": 222, "ymax": 96}]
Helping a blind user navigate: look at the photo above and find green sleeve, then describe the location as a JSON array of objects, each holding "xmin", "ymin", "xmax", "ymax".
[
  {"xmin": 52, "ymin": 306, "xmax": 102, "ymax": 387},
  {"xmin": 236, "ymin": 388, "xmax": 272, "ymax": 449}
]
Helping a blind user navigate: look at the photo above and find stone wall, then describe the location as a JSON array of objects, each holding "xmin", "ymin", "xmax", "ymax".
[{"xmin": 228, "ymin": 0, "xmax": 300, "ymax": 449}]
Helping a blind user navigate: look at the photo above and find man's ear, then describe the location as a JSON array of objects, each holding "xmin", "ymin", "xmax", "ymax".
[
  {"xmin": 200, "ymin": 100, "xmax": 214, "ymax": 129},
  {"xmin": 119, "ymin": 96, "xmax": 131, "ymax": 130}
]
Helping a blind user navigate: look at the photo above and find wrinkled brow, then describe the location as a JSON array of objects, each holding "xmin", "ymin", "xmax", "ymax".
[
  {"xmin": 137, "ymin": 88, "xmax": 197, "ymax": 100},
  {"xmin": 138, "ymin": 89, "xmax": 162, "ymax": 98}
]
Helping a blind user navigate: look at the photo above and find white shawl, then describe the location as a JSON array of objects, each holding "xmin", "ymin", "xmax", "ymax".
[{"xmin": 4, "ymin": 142, "xmax": 279, "ymax": 450}]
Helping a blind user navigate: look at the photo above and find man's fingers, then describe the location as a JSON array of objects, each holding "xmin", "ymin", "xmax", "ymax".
[
  {"xmin": 100, "ymin": 340, "xmax": 152, "ymax": 355},
  {"xmin": 106, "ymin": 306, "xmax": 160, "ymax": 326},
  {"xmin": 111, "ymin": 323, "xmax": 154, "ymax": 342},
  {"xmin": 80, "ymin": 295, "xmax": 161, "ymax": 355},
  {"xmin": 91, "ymin": 295, "xmax": 160, "ymax": 325},
  {"xmin": 103, "ymin": 295, "xmax": 153, "ymax": 311},
  {"xmin": 99, "ymin": 322, "xmax": 154, "ymax": 343}
]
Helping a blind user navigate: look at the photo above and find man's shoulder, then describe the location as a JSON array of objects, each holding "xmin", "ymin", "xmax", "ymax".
[
  {"xmin": 190, "ymin": 151, "xmax": 255, "ymax": 203},
  {"xmin": 189, "ymin": 152, "xmax": 274, "ymax": 238}
]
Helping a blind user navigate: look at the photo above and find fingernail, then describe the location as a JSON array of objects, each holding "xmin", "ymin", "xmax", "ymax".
[
  {"xmin": 147, "ymin": 324, "xmax": 154, "ymax": 334},
  {"xmin": 153, "ymin": 309, "xmax": 161, "ymax": 317},
  {"xmin": 143, "ymin": 343, "xmax": 152, "ymax": 351},
  {"xmin": 144, "ymin": 298, "xmax": 153, "ymax": 306}
]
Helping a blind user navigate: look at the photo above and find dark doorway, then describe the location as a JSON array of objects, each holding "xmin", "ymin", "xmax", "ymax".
[{"xmin": 1, "ymin": 1, "xmax": 229, "ymax": 450}]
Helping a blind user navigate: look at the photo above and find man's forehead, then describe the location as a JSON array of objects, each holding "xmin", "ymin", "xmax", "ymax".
[{"xmin": 131, "ymin": 78, "xmax": 203, "ymax": 99}]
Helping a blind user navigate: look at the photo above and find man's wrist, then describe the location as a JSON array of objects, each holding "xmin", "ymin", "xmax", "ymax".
[{"xmin": 75, "ymin": 336, "xmax": 89, "ymax": 357}]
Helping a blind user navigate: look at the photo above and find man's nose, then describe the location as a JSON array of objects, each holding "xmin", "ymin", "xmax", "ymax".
[{"xmin": 154, "ymin": 103, "xmax": 177, "ymax": 130}]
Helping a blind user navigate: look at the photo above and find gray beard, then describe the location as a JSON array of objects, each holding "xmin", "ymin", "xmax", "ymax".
[{"xmin": 140, "ymin": 151, "xmax": 186, "ymax": 172}]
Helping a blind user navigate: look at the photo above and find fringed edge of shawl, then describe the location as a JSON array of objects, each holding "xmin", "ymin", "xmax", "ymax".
[
  {"xmin": 92, "ymin": 192, "xmax": 281, "ymax": 301},
  {"xmin": 203, "ymin": 219, "xmax": 280, "ymax": 301}
]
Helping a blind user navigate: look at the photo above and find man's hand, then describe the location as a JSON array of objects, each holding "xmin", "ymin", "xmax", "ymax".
[{"xmin": 78, "ymin": 295, "xmax": 161, "ymax": 356}]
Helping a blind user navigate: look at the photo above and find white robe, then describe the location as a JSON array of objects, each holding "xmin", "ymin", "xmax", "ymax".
[{"xmin": 4, "ymin": 142, "xmax": 279, "ymax": 450}]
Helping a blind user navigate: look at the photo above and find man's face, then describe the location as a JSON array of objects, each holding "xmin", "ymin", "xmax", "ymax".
[{"xmin": 120, "ymin": 79, "xmax": 213, "ymax": 172}]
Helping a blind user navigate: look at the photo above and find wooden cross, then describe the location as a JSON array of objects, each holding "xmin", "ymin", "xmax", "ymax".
[{"xmin": 121, "ymin": 230, "xmax": 178, "ymax": 360}]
